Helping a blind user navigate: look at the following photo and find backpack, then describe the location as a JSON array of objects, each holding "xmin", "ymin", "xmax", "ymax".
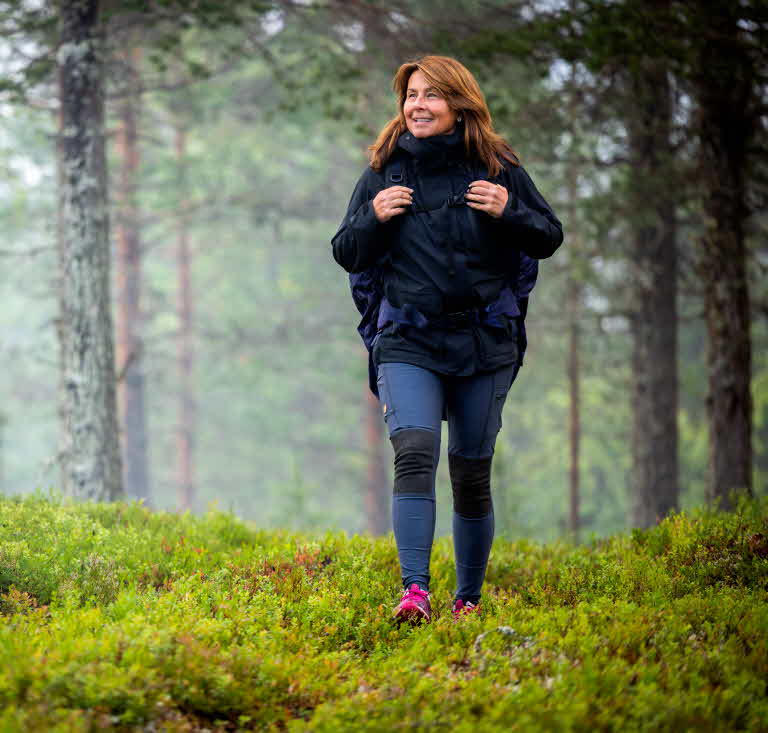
[{"xmin": 349, "ymin": 157, "xmax": 538, "ymax": 397}]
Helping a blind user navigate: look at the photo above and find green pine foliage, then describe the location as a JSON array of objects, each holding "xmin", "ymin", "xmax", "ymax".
[{"xmin": 1, "ymin": 493, "xmax": 767, "ymax": 731}]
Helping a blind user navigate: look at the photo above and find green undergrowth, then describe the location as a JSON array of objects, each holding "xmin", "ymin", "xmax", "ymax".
[{"xmin": 1, "ymin": 492, "xmax": 767, "ymax": 732}]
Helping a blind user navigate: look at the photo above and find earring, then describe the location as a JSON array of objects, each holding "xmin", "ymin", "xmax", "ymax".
[{"xmin": 457, "ymin": 115, "xmax": 463, "ymax": 122}]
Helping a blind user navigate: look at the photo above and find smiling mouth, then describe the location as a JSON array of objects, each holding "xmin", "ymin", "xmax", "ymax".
[{"xmin": 413, "ymin": 118, "xmax": 434, "ymax": 123}]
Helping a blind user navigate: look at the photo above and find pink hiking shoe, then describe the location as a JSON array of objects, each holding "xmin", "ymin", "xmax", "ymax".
[
  {"xmin": 452, "ymin": 599, "xmax": 481, "ymax": 621},
  {"xmin": 392, "ymin": 583, "xmax": 431, "ymax": 625}
]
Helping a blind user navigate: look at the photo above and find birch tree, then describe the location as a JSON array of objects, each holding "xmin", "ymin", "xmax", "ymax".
[{"xmin": 58, "ymin": 0, "xmax": 122, "ymax": 501}]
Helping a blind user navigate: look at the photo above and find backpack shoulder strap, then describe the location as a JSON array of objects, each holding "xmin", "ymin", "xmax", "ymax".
[{"xmin": 386, "ymin": 156, "xmax": 406, "ymax": 186}]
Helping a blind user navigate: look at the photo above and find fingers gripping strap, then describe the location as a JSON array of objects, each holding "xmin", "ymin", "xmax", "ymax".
[
  {"xmin": 449, "ymin": 453, "xmax": 493, "ymax": 518},
  {"xmin": 391, "ymin": 428, "xmax": 437, "ymax": 496}
]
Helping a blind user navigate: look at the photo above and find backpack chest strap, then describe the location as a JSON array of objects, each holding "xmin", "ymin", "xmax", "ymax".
[{"xmin": 387, "ymin": 159, "xmax": 469, "ymax": 214}]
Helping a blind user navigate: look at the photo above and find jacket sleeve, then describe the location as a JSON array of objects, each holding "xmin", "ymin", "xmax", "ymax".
[
  {"xmin": 331, "ymin": 167, "xmax": 390, "ymax": 273},
  {"xmin": 497, "ymin": 164, "xmax": 563, "ymax": 259}
]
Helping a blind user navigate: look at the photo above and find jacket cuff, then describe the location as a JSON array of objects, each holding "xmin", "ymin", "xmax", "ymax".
[
  {"xmin": 350, "ymin": 200, "xmax": 380, "ymax": 236},
  {"xmin": 499, "ymin": 191, "xmax": 520, "ymax": 223}
]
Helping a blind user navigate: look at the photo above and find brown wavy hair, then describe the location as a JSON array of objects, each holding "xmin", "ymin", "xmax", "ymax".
[{"xmin": 369, "ymin": 55, "xmax": 519, "ymax": 177}]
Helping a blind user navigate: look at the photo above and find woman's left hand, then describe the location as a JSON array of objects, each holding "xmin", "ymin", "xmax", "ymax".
[{"xmin": 465, "ymin": 180, "xmax": 509, "ymax": 218}]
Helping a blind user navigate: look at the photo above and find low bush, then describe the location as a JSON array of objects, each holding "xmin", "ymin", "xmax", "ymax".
[{"xmin": 1, "ymin": 491, "xmax": 766, "ymax": 731}]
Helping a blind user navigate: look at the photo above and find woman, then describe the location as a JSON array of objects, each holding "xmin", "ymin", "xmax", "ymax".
[{"xmin": 332, "ymin": 56, "xmax": 563, "ymax": 624}]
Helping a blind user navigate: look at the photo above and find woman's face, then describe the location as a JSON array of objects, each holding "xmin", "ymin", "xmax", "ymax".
[{"xmin": 403, "ymin": 70, "xmax": 458, "ymax": 138}]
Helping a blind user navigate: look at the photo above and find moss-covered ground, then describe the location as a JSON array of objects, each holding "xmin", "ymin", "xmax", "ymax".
[{"xmin": 1, "ymin": 493, "xmax": 766, "ymax": 731}]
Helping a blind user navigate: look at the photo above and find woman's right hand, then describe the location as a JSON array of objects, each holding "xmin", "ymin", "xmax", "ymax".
[{"xmin": 373, "ymin": 186, "xmax": 413, "ymax": 223}]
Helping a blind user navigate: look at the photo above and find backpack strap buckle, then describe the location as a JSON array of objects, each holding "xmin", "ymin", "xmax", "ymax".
[{"xmin": 446, "ymin": 188, "xmax": 468, "ymax": 207}]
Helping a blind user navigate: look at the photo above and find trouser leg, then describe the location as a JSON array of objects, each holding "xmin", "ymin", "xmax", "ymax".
[
  {"xmin": 376, "ymin": 362, "xmax": 443, "ymax": 592},
  {"xmin": 450, "ymin": 454, "xmax": 495, "ymax": 604},
  {"xmin": 446, "ymin": 365, "xmax": 515, "ymax": 604}
]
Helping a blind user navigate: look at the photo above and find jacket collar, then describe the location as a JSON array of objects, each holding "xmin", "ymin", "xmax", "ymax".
[{"xmin": 396, "ymin": 124, "xmax": 465, "ymax": 168}]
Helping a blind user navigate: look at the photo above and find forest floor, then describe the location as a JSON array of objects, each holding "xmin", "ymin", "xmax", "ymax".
[{"xmin": 0, "ymin": 492, "xmax": 766, "ymax": 731}]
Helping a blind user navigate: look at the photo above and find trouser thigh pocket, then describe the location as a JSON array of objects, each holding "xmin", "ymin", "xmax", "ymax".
[
  {"xmin": 376, "ymin": 366, "xmax": 400, "ymax": 433},
  {"xmin": 490, "ymin": 365, "xmax": 515, "ymax": 437}
]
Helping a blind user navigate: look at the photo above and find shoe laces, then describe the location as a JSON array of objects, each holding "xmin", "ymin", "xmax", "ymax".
[{"xmin": 402, "ymin": 583, "xmax": 430, "ymax": 602}]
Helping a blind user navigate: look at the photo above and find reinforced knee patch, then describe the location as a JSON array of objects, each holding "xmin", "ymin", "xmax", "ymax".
[
  {"xmin": 390, "ymin": 428, "xmax": 436, "ymax": 496},
  {"xmin": 449, "ymin": 453, "xmax": 493, "ymax": 518}
]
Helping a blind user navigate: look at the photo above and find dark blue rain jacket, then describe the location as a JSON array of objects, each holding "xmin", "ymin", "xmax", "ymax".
[{"xmin": 332, "ymin": 126, "xmax": 563, "ymax": 396}]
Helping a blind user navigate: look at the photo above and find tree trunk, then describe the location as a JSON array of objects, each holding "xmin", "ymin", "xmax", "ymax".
[
  {"xmin": 54, "ymin": 65, "xmax": 66, "ymax": 492},
  {"xmin": 175, "ymin": 123, "xmax": 195, "ymax": 513},
  {"xmin": 357, "ymin": 56, "xmax": 390, "ymax": 536},
  {"xmin": 566, "ymin": 273, "xmax": 580, "ymax": 539},
  {"xmin": 627, "ymin": 59, "xmax": 679, "ymax": 528},
  {"xmin": 115, "ymin": 45, "xmax": 151, "ymax": 503},
  {"xmin": 694, "ymin": 9, "xmax": 756, "ymax": 509},
  {"xmin": 57, "ymin": 0, "xmax": 123, "ymax": 501},
  {"xmin": 365, "ymin": 386, "xmax": 389, "ymax": 535},
  {"xmin": 565, "ymin": 62, "xmax": 581, "ymax": 540}
]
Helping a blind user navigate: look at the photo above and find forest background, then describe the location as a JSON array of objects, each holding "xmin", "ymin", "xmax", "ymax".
[{"xmin": 0, "ymin": 0, "xmax": 765, "ymax": 542}]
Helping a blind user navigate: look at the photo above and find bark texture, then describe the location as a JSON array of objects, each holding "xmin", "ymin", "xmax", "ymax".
[
  {"xmin": 115, "ymin": 45, "xmax": 151, "ymax": 503},
  {"xmin": 628, "ymin": 60, "xmax": 678, "ymax": 527},
  {"xmin": 694, "ymin": 9, "xmax": 756, "ymax": 509},
  {"xmin": 58, "ymin": 0, "xmax": 123, "ymax": 501}
]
